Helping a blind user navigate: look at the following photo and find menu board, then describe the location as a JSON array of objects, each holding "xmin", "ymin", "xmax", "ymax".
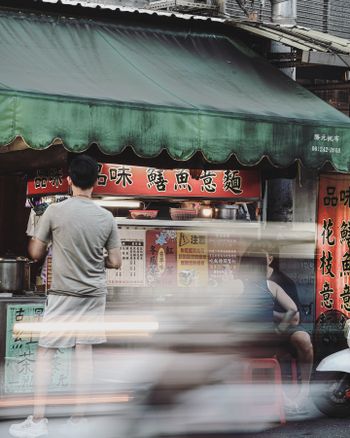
[
  {"xmin": 316, "ymin": 174, "xmax": 350, "ymax": 320},
  {"xmin": 145, "ymin": 229, "xmax": 177, "ymax": 286},
  {"xmin": 108, "ymin": 226, "xmax": 244, "ymax": 288},
  {"xmin": 176, "ymin": 231, "xmax": 208, "ymax": 287},
  {"xmin": 5, "ymin": 304, "xmax": 71, "ymax": 394},
  {"xmin": 107, "ymin": 228, "xmax": 146, "ymax": 286}
]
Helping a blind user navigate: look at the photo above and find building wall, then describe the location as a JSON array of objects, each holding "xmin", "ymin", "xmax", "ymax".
[
  {"xmin": 57, "ymin": 0, "xmax": 149, "ymax": 8},
  {"xmin": 225, "ymin": 0, "xmax": 350, "ymax": 39},
  {"xmin": 312, "ymin": 89, "xmax": 350, "ymax": 117},
  {"xmin": 45, "ymin": 0, "xmax": 350, "ymax": 37}
]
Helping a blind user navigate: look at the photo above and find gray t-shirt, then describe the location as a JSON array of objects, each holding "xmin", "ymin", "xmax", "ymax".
[{"xmin": 35, "ymin": 197, "xmax": 120, "ymax": 296}]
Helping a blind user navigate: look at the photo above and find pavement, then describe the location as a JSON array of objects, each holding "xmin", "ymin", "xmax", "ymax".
[
  {"xmin": 1, "ymin": 415, "xmax": 127, "ymax": 438},
  {"xmin": 241, "ymin": 417, "xmax": 350, "ymax": 438},
  {"xmin": 0, "ymin": 393, "xmax": 323, "ymax": 438}
]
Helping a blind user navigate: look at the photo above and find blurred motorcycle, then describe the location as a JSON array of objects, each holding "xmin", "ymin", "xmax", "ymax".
[{"xmin": 312, "ymin": 319, "xmax": 350, "ymax": 417}]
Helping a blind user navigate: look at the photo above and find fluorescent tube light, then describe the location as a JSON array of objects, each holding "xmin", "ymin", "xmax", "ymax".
[{"xmin": 93, "ymin": 199, "xmax": 142, "ymax": 208}]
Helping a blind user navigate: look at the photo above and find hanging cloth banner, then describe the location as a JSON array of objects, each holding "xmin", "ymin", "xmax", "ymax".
[
  {"xmin": 27, "ymin": 164, "xmax": 261, "ymax": 199},
  {"xmin": 316, "ymin": 174, "xmax": 350, "ymax": 321}
]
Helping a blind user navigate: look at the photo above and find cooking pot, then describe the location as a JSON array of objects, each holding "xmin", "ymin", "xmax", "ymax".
[
  {"xmin": 215, "ymin": 205, "xmax": 239, "ymax": 220},
  {"xmin": 0, "ymin": 257, "xmax": 31, "ymax": 292}
]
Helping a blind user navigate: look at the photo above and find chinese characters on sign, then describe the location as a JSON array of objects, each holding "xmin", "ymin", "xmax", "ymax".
[
  {"xmin": 208, "ymin": 234, "xmax": 238, "ymax": 287},
  {"xmin": 145, "ymin": 229, "xmax": 177, "ymax": 286},
  {"xmin": 311, "ymin": 133, "xmax": 341, "ymax": 154},
  {"xmin": 174, "ymin": 170, "xmax": 192, "ymax": 192},
  {"xmin": 27, "ymin": 164, "xmax": 261, "ymax": 199},
  {"xmin": 146, "ymin": 169, "xmax": 169, "ymax": 192},
  {"xmin": 108, "ymin": 225, "xmax": 244, "ymax": 288},
  {"xmin": 110, "ymin": 166, "xmax": 133, "ymax": 188},
  {"xmin": 96, "ymin": 165, "xmax": 259, "ymax": 198},
  {"xmin": 112, "ymin": 227, "xmax": 233, "ymax": 288},
  {"xmin": 27, "ymin": 168, "xmax": 69, "ymax": 195},
  {"xmin": 5, "ymin": 304, "xmax": 71, "ymax": 394},
  {"xmin": 316, "ymin": 175, "xmax": 350, "ymax": 320},
  {"xmin": 176, "ymin": 231, "xmax": 208, "ymax": 287}
]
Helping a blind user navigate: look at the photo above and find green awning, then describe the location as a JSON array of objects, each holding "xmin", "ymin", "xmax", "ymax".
[{"xmin": 1, "ymin": 11, "xmax": 350, "ymax": 170}]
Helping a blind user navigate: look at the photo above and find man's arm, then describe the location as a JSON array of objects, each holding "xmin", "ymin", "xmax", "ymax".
[
  {"xmin": 28, "ymin": 238, "xmax": 48, "ymax": 262},
  {"xmin": 105, "ymin": 217, "xmax": 121, "ymax": 269},
  {"xmin": 29, "ymin": 204, "xmax": 52, "ymax": 261},
  {"xmin": 105, "ymin": 247, "xmax": 122, "ymax": 269}
]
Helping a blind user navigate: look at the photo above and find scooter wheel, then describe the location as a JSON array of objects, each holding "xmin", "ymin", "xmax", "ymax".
[{"xmin": 311, "ymin": 371, "xmax": 350, "ymax": 418}]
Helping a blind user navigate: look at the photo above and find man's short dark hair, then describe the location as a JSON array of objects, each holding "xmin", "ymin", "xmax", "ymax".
[{"xmin": 68, "ymin": 155, "xmax": 99, "ymax": 190}]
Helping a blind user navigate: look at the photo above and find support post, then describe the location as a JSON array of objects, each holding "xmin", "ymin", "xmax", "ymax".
[{"xmin": 267, "ymin": 0, "xmax": 296, "ymax": 223}]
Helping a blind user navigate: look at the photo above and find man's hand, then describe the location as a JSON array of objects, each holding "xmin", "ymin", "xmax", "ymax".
[
  {"xmin": 28, "ymin": 238, "xmax": 48, "ymax": 262},
  {"xmin": 274, "ymin": 310, "xmax": 300, "ymax": 325},
  {"xmin": 105, "ymin": 247, "xmax": 122, "ymax": 269},
  {"xmin": 275, "ymin": 309, "xmax": 299, "ymax": 333}
]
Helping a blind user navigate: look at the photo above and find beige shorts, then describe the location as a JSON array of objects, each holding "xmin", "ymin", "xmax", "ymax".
[{"xmin": 39, "ymin": 294, "xmax": 106, "ymax": 349}]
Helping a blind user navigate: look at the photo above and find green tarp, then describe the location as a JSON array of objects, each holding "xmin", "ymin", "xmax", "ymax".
[{"xmin": 1, "ymin": 10, "xmax": 350, "ymax": 170}]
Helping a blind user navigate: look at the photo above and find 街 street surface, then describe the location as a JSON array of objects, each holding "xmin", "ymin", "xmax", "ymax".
[
  {"xmin": 241, "ymin": 416, "xmax": 350, "ymax": 438},
  {"xmin": 1, "ymin": 415, "xmax": 350, "ymax": 438}
]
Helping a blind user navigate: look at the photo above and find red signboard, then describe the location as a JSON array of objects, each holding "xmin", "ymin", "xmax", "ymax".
[
  {"xmin": 27, "ymin": 164, "xmax": 261, "ymax": 199},
  {"xmin": 316, "ymin": 174, "xmax": 350, "ymax": 321},
  {"xmin": 26, "ymin": 168, "xmax": 69, "ymax": 196}
]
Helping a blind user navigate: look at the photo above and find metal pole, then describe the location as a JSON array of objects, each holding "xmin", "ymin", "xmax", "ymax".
[{"xmin": 267, "ymin": 0, "xmax": 296, "ymax": 223}]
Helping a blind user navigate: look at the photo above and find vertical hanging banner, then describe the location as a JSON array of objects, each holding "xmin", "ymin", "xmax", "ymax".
[
  {"xmin": 107, "ymin": 228, "xmax": 146, "ymax": 286},
  {"xmin": 176, "ymin": 231, "xmax": 208, "ymax": 287},
  {"xmin": 316, "ymin": 174, "xmax": 350, "ymax": 320},
  {"xmin": 145, "ymin": 229, "xmax": 177, "ymax": 286}
]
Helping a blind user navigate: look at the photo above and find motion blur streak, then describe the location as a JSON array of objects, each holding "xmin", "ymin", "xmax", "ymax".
[
  {"xmin": 0, "ymin": 394, "xmax": 130, "ymax": 408},
  {"xmin": 13, "ymin": 319, "xmax": 159, "ymax": 337}
]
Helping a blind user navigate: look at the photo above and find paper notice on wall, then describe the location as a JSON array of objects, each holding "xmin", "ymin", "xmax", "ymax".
[
  {"xmin": 176, "ymin": 231, "xmax": 208, "ymax": 287},
  {"xmin": 107, "ymin": 228, "xmax": 146, "ymax": 286},
  {"xmin": 208, "ymin": 234, "xmax": 237, "ymax": 287},
  {"xmin": 146, "ymin": 229, "xmax": 177, "ymax": 286}
]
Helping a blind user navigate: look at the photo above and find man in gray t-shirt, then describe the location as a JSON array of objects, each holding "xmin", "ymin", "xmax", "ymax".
[
  {"xmin": 10, "ymin": 155, "xmax": 121, "ymax": 438},
  {"xmin": 36, "ymin": 196, "xmax": 120, "ymax": 296}
]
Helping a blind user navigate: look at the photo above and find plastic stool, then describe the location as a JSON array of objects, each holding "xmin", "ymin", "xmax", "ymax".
[
  {"xmin": 243, "ymin": 357, "xmax": 286, "ymax": 424},
  {"xmin": 275, "ymin": 349, "xmax": 299, "ymax": 386},
  {"xmin": 290, "ymin": 357, "xmax": 298, "ymax": 385}
]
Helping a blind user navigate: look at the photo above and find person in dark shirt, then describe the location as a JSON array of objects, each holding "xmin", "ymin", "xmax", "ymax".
[
  {"xmin": 239, "ymin": 250, "xmax": 298, "ymax": 338},
  {"xmin": 267, "ymin": 252, "xmax": 314, "ymax": 407}
]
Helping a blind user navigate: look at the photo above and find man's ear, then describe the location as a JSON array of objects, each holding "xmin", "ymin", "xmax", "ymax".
[
  {"xmin": 67, "ymin": 176, "xmax": 72, "ymax": 186},
  {"xmin": 267, "ymin": 255, "xmax": 274, "ymax": 266}
]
